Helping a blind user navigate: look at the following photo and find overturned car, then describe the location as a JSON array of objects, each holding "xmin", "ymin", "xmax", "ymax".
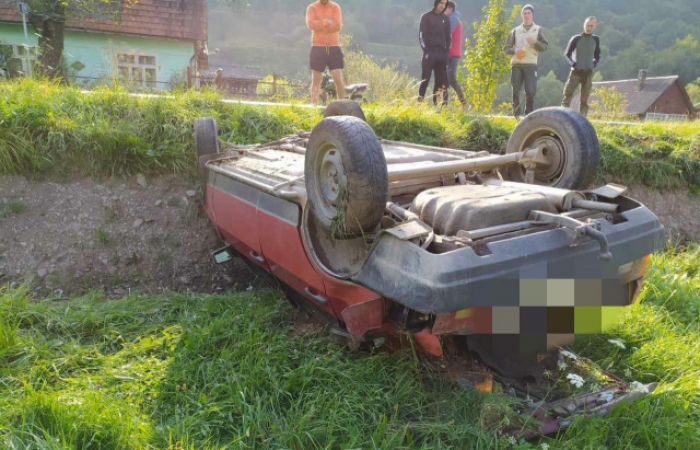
[{"xmin": 195, "ymin": 102, "xmax": 665, "ymax": 435}]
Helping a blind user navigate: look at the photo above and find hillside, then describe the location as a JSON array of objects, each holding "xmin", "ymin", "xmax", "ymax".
[{"xmin": 208, "ymin": 0, "xmax": 700, "ymax": 90}]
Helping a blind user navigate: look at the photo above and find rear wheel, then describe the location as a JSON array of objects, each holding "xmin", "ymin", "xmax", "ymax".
[
  {"xmin": 505, "ymin": 107, "xmax": 600, "ymax": 190},
  {"xmin": 323, "ymin": 100, "xmax": 366, "ymax": 121},
  {"xmin": 305, "ymin": 116, "xmax": 388, "ymax": 239}
]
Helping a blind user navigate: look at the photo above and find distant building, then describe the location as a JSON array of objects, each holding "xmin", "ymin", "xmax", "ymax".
[
  {"xmin": 0, "ymin": 0, "xmax": 208, "ymax": 89},
  {"xmin": 571, "ymin": 70, "xmax": 696, "ymax": 121}
]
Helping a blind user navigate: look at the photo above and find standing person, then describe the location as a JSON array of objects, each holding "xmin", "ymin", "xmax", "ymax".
[
  {"xmin": 503, "ymin": 4, "xmax": 549, "ymax": 117},
  {"xmin": 418, "ymin": 0, "xmax": 451, "ymax": 107},
  {"xmin": 306, "ymin": 0, "xmax": 345, "ymax": 105},
  {"xmin": 445, "ymin": 1, "xmax": 467, "ymax": 110},
  {"xmin": 561, "ymin": 16, "xmax": 601, "ymax": 117}
]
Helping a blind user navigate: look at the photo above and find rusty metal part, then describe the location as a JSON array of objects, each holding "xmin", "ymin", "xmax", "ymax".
[
  {"xmin": 455, "ymin": 220, "xmax": 546, "ymax": 240},
  {"xmin": 570, "ymin": 198, "xmax": 619, "ymax": 213},
  {"xmin": 529, "ymin": 210, "xmax": 613, "ymax": 261},
  {"xmin": 387, "ymin": 147, "xmax": 547, "ymax": 183},
  {"xmin": 386, "ymin": 202, "xmax": 419, "ymax": 221},
  {"xmin": 280, "ymin": 143, "xmax": 307, "ymax": 154},
  {"xmin": 485, "ymin": 179, "xmax": 586, "ymax": 211},
  {"xmin": 384, "ymin": 220, "xmax": 433, "ymax": 241},
  {"xmin": 381, "ymin": 139, "xmax": 490, "ymax": 160},
  {"xmin": 588, "ymin": 183, "xmax": 628, "ymax": 199}
]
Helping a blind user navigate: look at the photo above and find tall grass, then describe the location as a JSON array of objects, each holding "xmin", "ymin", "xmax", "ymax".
[
  {"xmin": 0, "ymin": 244, "xmax": 699, "ymax": 449},
  {"xmin": 1, "ymin": 79, "xmax": 700, "ymax": 190}
]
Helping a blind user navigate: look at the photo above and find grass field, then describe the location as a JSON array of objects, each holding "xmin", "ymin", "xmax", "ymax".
[
  {"xmin": 0, "ymin": 244, "xmax": 699, "ymax": 450},
  {"xmin": 1, "ymin": 79, "xmax": 700, "ymax": 191}
]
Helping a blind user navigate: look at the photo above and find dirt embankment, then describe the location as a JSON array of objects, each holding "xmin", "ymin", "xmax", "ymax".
[
  {"xmin": 0, "ymin": 175, "xmax": 254, "ymax": 297},
  {"xmin": 0, "ymin": 175, "xmax": 697, "ymax": 296}
]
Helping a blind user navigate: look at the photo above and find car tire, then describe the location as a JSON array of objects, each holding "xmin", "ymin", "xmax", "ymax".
[
  {"xmin": 323, "ymin": 100, "xmax": 366, "ymax": 121},
  {"xmin": 504, "ymin": 107, "xmax": 600, "ymax": 190},
  {"xmin": 305, "ymin": 116, "xmax": 388, "ymax": 239},
  {"xmin": 195, "ymin": 117, "xmax": 220, "ymax": 163}
]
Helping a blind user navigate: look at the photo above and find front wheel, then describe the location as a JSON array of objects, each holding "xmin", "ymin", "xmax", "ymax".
[
  {"xmin": 504, "ymin": 107, "xmax": 600, "ymax": 190},
  {"xmin": 304, "ymin": 116, "xmax": 388, "ymax": 239}
]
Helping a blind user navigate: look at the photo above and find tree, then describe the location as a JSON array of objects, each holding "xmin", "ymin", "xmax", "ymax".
[
  {"xmin": 27, "ymin": 0, "xmax": 124, "ymax": 79},
  {"xmin": 462, "ymin": 0, "xmax": 519, "ymax": 113},
  {"xmin": 686, "ymin": 78, "xmax": 700, "ymax": 105},
  {"xmin": 590, "ymin": 86, "xmax": 628, "ymax": 120},
  {"xmin": 535, "ymin": 70, "xmax": 564, "ymax": 108}
]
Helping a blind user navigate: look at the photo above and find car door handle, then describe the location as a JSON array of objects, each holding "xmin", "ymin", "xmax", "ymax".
[
  {"xmin": 304, "ymin": 287, "xmax": 328, "ymax": 305},
  {"xmin": 249, "ymin": 251, "xmax": 265, "ymax": 264}
]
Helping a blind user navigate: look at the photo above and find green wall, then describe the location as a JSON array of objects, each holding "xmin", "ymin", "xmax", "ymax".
[{"xmin": 0, "ymin": 22, "xmax": 193, "ymax": 88}]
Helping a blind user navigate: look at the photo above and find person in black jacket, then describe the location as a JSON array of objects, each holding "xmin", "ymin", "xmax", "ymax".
[{"xmin": 418, "ymin": 0, "xmax": 451, "ymax": 107}]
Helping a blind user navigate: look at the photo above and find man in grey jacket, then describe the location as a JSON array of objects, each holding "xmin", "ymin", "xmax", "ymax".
[
  {"xmin": 503, "ymin": 4, "xmax": 549, "ymax": 117},
  {"xmin": 561, "ymin": 17, "xmax": 601, "ymax": 117}
]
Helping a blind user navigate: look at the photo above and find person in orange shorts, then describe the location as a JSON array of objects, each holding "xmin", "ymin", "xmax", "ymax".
[{"xmin": 306, "ymin": 0, "xmax": 345, "ymax": 104}]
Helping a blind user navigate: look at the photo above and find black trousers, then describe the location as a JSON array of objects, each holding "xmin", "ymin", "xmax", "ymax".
[
  {"xmin": 418, "ymin": 49, "xmax": 449, "ymax": 105},
  {"xmin": 511, "ymin": 65, "xmax": 537, "ymax": 116}
]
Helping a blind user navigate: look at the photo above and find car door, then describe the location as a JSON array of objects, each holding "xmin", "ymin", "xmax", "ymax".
[
  {"xmin": 209, "ymin": 173, "xmax": 270, "ymax": 271},
  {"xmin": 256, "ymin": 193, "xmax": 335, "ymax": 317}
]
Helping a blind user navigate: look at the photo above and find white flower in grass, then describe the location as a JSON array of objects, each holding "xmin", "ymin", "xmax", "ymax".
[
  {"xmin": 561, "ymin": 350, "xmax": 578, "ymax": 360},
  {"xmin": 608, "ymin": 339, "xmax": 626, "ymax": 349},
  {"xmin": 567, "ymin": 373, "xmax": 585, "ymax": 388},
  {"xmin": 540, "ymin": 443, "xmax": 550, "ymax": 450},
  {"xmin": 630, "ymin": 381, "xmax": 649, "ymax": 393},
  {"xmin": 507, "ymin": 436, "xmax": 517, "ymax": 446}
]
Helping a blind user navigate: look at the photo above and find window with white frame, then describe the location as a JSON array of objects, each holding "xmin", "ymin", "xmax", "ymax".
[
  {"xmin": 116, "ymin": 53, "xmax": 157, "ymax": 88},
  {"xmin": 12, "ymin": 45, "xmax": 37, "ymax": 75}
]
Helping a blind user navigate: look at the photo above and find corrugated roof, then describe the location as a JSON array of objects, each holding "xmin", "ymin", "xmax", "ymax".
[
  {"xmin": 199, "ymin": 66, "xmax": 263, "ymax": 81},
  {"xmin": 571, "ymin": 75, "xmax": 694, "ymax": 115},
  {"xmin": 0, "ymin": 0, "xmax": 207, "ymax": 42}
]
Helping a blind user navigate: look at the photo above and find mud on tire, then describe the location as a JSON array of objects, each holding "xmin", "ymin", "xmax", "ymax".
[
  {"xmin": 323, "ymin": 100, "xmax": 366, "ymax": 121},
  {"xmin": 305, "ymin": 116, "xmax": 388, "ymax": 239},
  {"xmin": 505, "ymin": 107, "xmax": 600, "ymax": 190}
]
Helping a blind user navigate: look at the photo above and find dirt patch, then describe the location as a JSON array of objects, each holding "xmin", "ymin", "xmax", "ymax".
[
  {"xmin": 0, "ymin": 175, "xmax": 256, "ymax": 297},
  {"xmin": 624, "ymin": 183, "xmax": 700, "ymax": 243},
  {"xmin": 0, "ymin": 176, "xmax": 697, "ymax": 297}
]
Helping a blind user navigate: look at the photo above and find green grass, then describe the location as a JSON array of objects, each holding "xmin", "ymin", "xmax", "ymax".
[
  {"xmin": 1, "ymin": 79, "xmax": 700, "ymax": 190},
  {"xmin": 0, "ymin": 201, "xmax": 26, "ymax": 217},
  {"xmin": 1, "ymin": 244, "xmax": 699, "ymax": 449}
]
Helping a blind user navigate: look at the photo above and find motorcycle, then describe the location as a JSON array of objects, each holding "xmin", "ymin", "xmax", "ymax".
[{"xmin": 319, "ymin": 71, "xmax": 369, "ymax": 104}]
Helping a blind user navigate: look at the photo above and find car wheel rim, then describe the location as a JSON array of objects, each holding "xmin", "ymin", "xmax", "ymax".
[
  {"xmin": 316, "ymin": 142, "xmax": 347, "ymax": 217},
  {"xmin": 518, "ymin": 128, "xmax": 566, "ymax": 185}
]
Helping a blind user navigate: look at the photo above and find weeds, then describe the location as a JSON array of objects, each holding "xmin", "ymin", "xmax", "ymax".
[
  {"xmin": 0, "ymin": 244, "xmax": 699, "ymax": 449},
  {"xmin": 0, "ymin": 201, "xmax": 26, "ymax": 217},
  {"xmin": 95, "ymin": 229, "xmax": 110, "ymax": 245},
  {"xmin": 1, "ymin": 79, "xmax": 699, "ymax": 190}
]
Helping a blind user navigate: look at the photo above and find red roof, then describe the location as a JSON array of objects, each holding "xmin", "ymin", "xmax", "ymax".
[{"xmin": 0, "ymin": 0, "xmax": 207, "ymax": 42}]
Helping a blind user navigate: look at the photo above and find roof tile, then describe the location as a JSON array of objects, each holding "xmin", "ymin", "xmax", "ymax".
[{"xmin": 0, "ymin": 0, "xmax": 207, "ymax": 42}]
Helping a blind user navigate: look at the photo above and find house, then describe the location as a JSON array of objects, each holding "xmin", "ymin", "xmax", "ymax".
[
  {"xmin": 571, "ymin": 70, "xmax": 696, "ymax": 121},
  {"xmin": 0, "ymin": 0, "xmax": 208, "ymax": 89}
]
